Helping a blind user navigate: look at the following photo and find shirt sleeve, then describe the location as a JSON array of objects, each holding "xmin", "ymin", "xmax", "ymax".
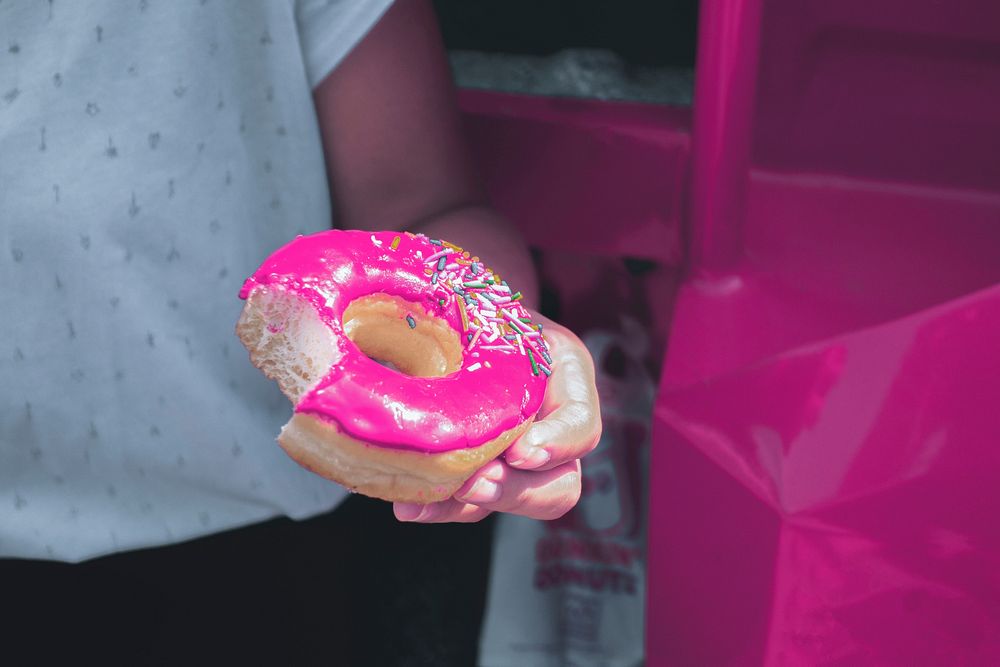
[{"xmin": 295, "ymin": 0, "xmax": 396, "ymax": 88}]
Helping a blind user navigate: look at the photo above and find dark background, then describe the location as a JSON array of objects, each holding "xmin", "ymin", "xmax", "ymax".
[{"xmin": 433, "ymin": 0, "xmax": 699, "ymax": 67}]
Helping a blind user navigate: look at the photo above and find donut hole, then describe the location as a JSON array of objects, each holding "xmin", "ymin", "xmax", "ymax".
[{"xmin": 343, "ymin": 294, "xmax": 463, "ymax": 378}]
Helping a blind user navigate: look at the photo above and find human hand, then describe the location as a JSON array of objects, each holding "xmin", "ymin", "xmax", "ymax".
[{"xmin": 394, "ymin": 312, "xmax": 601, "ymax": 523}]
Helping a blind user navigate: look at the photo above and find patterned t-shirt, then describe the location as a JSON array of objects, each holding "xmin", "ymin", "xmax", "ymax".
[{"xmin": 1, "ymin": 0, "xmax": 394, "ymax": 561}]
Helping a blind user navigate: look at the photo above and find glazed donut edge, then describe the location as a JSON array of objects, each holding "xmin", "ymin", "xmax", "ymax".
[{"xmin": 278, "ymin": 410, "xmax": 531, "ymax": 503}]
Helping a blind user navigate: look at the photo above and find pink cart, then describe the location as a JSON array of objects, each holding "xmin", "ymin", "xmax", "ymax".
[{"xmin": 462, "ymin": 0, "xmax": 1000, "ymax": 663}]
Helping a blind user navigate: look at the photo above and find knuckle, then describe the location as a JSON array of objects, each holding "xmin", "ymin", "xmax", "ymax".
[
  {"xmin": 585, "ymin": 417, "xmax": 603, "ymax": 454},
  {"xmin": 545, "ymin": 471, "xmax": 582, "ymax": 520},
  {"xmin": 559, "ymin": 399, "xmax": 593, "ymax": 431}
]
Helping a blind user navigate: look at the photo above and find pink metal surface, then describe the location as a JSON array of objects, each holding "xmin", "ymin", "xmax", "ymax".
[
  {"xmin": 687, "ymin": 0, "xmax": 763, "ymax": 273},
  {"xmin": 459, "ymin": 90, "xmax": 689, "ymax": 265},
  {"xmin": 649, "ymin": 0, "xmax": 1000, "ymax": 664}
]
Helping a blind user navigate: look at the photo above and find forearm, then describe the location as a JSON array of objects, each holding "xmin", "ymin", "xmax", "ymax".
[{"xmin": 312, "ymin": 0, "xmax": 538, "ymax": 307}]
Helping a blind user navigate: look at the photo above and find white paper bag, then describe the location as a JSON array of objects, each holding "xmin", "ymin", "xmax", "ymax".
[{"xmin": 479, "ymin": 324, "xmax": 655, "ymax": 667}]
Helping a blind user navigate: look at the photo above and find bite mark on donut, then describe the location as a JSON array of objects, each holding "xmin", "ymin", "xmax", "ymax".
[{"xmin": 236, "ymin": 284, "xmax": 340, "ymax": 402}]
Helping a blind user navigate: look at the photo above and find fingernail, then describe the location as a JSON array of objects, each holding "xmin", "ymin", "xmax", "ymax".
[
  {"xmin": 395, "ymin": 503, "xmax": 424, "ymax": 521},
  {"xmin": 480, "ymin": 459, "xmax": 506, "ymax": 481},
  {"xmin": 509, "ymin": 446, "xmax": 550, "ymax": 470},
  {"xmin": 457, "ymin": 478, "xmax": 501, "ymax": 505}
]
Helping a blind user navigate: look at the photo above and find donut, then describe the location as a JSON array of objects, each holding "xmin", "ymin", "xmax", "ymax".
[{"xmin": 236, "ymin": 229, "xmax": 552, "ymax": 503}]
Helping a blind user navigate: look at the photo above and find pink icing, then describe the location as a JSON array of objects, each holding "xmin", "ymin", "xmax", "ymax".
[{"xmin": 239, "ymin": 230, "xmax": 550, "ymax": 453}]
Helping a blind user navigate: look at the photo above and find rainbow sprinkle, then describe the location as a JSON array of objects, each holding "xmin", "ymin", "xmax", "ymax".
[
  {"xmin": 457, "ymin": 298, "xmax": 470, "ymax": 332},
  {"xmin": 412, "ymin": 235, "xmax": 552, "ymax": 379},
  {"xmin": 527, "ymin": 348, "xmax": 539, "ymax": 376},
  {"xmin": 406, "ymin": 314, "xmax": 416, "ymax": 329}
]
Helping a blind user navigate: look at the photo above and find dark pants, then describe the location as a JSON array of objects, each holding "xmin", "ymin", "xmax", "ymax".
[{"xmin": 2, "ymin": 495, "xmax": 494, "ymax": 666}]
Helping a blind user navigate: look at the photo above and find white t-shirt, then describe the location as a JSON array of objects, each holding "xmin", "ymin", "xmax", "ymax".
[{"xmin": 1, "ymin": 0, "xmax": 394, "ymax": 562}]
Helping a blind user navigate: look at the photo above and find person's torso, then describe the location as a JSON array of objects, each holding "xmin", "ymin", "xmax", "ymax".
[{"xmin": 1, "ymin": 0, "xmax": 351, "ymax": 561}]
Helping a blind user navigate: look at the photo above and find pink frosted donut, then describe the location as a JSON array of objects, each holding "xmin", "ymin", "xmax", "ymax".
[{"xmin": 236, "ymin": 229, "xmax": 551, "ymax": 503}]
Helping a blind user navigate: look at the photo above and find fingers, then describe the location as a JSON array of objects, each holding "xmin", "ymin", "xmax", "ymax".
[
  {"xmin": 395, "ymin": 458, "xmax": 582, "ymax": 523},
  {"xmin": 393, "ymin": 313, "xmax": 597, "ymax": 524},
  {"xmin": 506, "ymin": 397, "xmax": 601, "ymax": 471},
  {"xmin": 506, "ymin": 315, "xmax": 602, "ymax": 471},
  {"xmin": 393, "ymin": 498, "xmax": 492, "ymax": 524}
]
